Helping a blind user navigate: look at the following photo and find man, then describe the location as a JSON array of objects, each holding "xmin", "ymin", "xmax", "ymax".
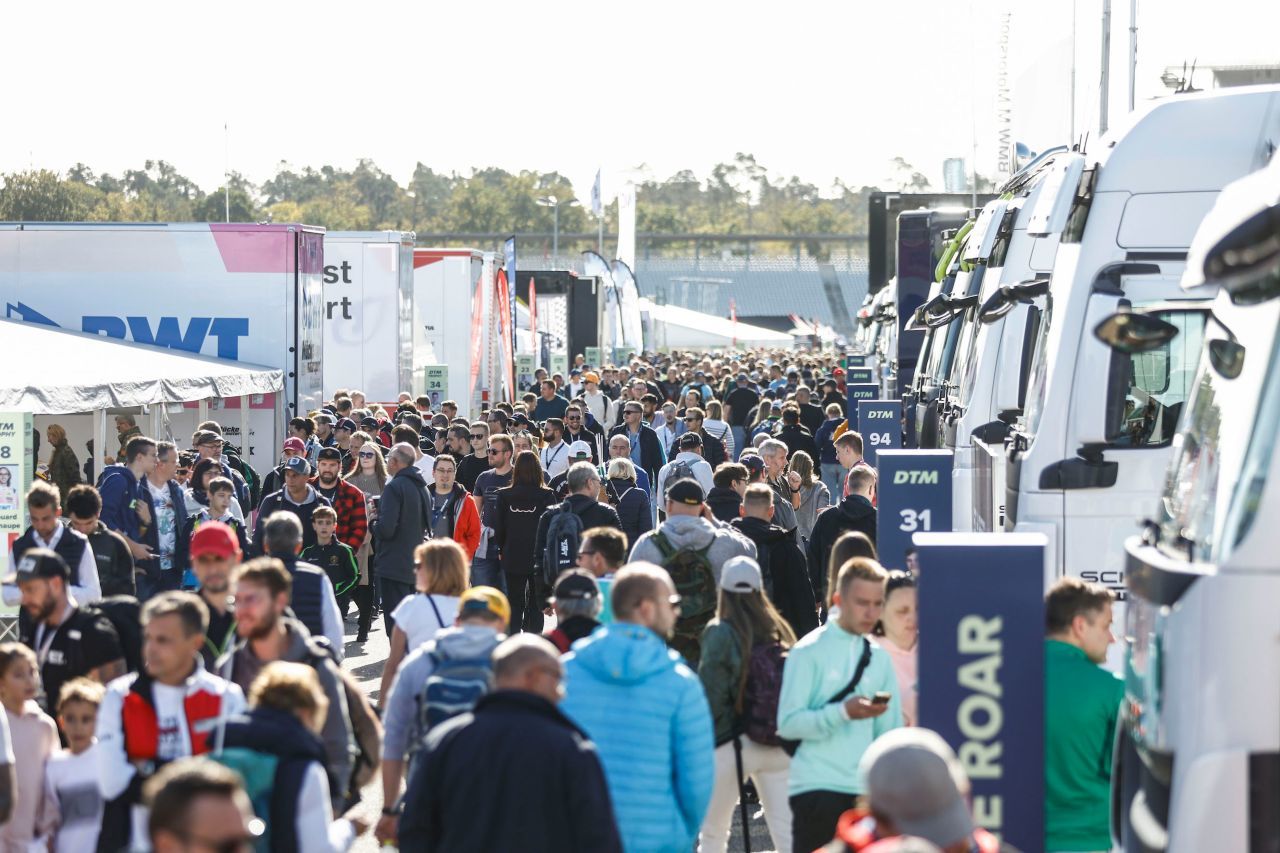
[
  {"xmin": 822, "ymin": 375, "xmax": 847, "ymax": 415},
  {"xmin": 575, "ymin": 526, "xmax": 626, "ymax": 627},
  {"xmin": 6, "ymin": 481, "xmax": 102, "ymax": 606},
  {"xmin": 10, "ymin": 547, "xmax": 122, "ymax": 713},
  {"xmin": 456, "ymin": 421, "xmax": 492, "ymax": 492},
  {"xmin": 252, "ymin": 455, "xmax": 332, "ymax": 555},
  {"xmin": 731, "ymin": 484, "xmax": 819, "ymax": 638},
  {"xmin": 188, "ymin": 522, "xmax": 240, "ymax": 669},
  {"xmin": 427, "ymin": 452, "xmax": 482, "ymax": 561},
  {"xmin": 311, "ymin": 446, "xmax": 369, "ymax": 553},
  {"xmin": 98, "ymin": 435, "xmax": 158, "ymax": 565},
  {"xmin": 807, "ymin": 466, "xmax": 879, "ymax": 603},
  {"xmin": 314, "ymin": 411, "xmax": 338, "ymax": 448},
  {"xmin": 825, "ymin": 728, "xmax": 1006, "ymax": 853},
  {"xmin": 259, "ymin": 511, "xmax": 345, "ymax": 656},
  {"xmin": 549, "ymin": 441, "xmax": 594, "ymax": 499},
  {"xmin": 65, "ymin": 484, "xmax": 135, "ymax": 598},
  {"xmin": 375, "ymin": 442, "xmax": 431, "ymax": 632},
  {"xmin": 608, "ymin": 401, "xmax": 666, "ymax": 494},
  {"xmin": 97, "ymin": 592, "xmax": 246, "ymax": 852},
  {"xmin": 563, "ymin": 404, "xmax": 601, "ymax": 464},
  {"xmin": 472, "ymin": 434, "xmax": 516, "ymax": 591},
  {"xmin": 599, "ymin": 366, "xmax": 622, "ymax": 401},
  {"xmin": 440, "ymin": 399, "xmax": 459, "ymax": 421},
  {"xmin": 834, "ymin": 431, "xmax": 873, "ymax": 499},
  {"xmin": 334, "ymin": 417, "xmax": 357, "ymax": 470},
  {"xmin": 746, "ymin": 444, "xmax": 798, "ymax": 534},
  {"xmin": 107, "ymin": 414, "xmax": 144, "ymax": 464},
  {"xmin": 777, "ymin": 405, "xmax": 821, "ymax": 474},
  {"xmin": 724, "ymin": 373, "xmax": 760, "ymax": 461},
  {"xmin": 707, "ymin": 462, "xmax": 748, "ymax": 523},
  {"xmin": 1044, "ymin": 578, "xmax": 1123, "ymax": 853},
  {"xmin": 581, "ymin": 371, "xmax": 613, "ymax": 430},
  {"xmin": 794, "ymin": 385, "xmax": 826, "ymax": 435},
  {"xmin": 629, "ymin": 479, "xmax": 754, "ymax": 664},
  {"xmin": 136, "ymin": 440, "xmax": 189, "ymax": 595},
  {"xmin": 682, "ymin": 407, "xmax": 727, "ymax": 469},
  {"xmin": 815, "ymin": 403, "xmax": 847, "ymax": 498},
  {"xmin": 260, "ymin": 436, "xmax": 307, "ymax": 499},
  {"xmin": 560, "ymin": 564, "xmax": 715, "ymax": 853},
  {"xmin": 656, "ymin": 402, "xmax": 682, "ymax": 459},
  {"xmin": 377, "ymin": 586, "xmax": 510, "ymax": 846},
  {"xmin": 640, "ymin": 393, "xmax": 664, "ymax": 429},
  {"xmin": 532, "ymin": 379, "xmax": 570, "ymax": 421},
  {"xmin": 219, "ymin": 557, "xmax": 353, "ymax": 808},
  {"xmin": 190, "ymin": 429, "xmax": 250, "ymax": 508},
  {"xmin": 539, "ymin": 417, "xmax": 572, "ymax": 480},
  {"xmin": 398, "ymin": 634, "xmax": 623, "ymax": 852},
  {"xmin": 544, "ymin": 570, "xmax": 605, "ymax": 653},
  {"xmin": 445, "ymin": 423, "xmax": 471, "ymax": 460},
  {"xmin": 777, "ymin": 558, "xmax": 902, "ymax": 853},
  {"xmin": 656, "ymin": 431, "xmax": 716, "ymax": 512},
  {"xmin": 534, "ymin": 462, "xmax": 622, "ymax": 583},
  {"xmin": 605, "ymin": 433, "xmax": 651, "ymax": 495},
  {"xmin": 144, "ymin": 759, "xmax": 260, "ymax": 853}
]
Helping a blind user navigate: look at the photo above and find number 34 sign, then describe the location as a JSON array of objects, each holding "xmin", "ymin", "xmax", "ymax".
[{"xmin": 875, "ymin": 449, "xmax": 953, "ymax": 572}]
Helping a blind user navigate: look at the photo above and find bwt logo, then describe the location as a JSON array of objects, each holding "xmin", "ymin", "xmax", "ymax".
[
  {"xmin": 867, "ymin": 410, "xmax": 894, "ymax": 419},
  {"xmin": 894, "ymin": 470, "xmax": 939, "ymax": 485},
  {"xmin": 7, "ymin": 302, "xmax": 249, "ymax": 360}
]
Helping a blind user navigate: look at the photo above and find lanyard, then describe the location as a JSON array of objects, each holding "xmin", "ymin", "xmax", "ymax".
[{"xmin": 543, "ymin": 443, "xmax": 565, "ymax": 468}]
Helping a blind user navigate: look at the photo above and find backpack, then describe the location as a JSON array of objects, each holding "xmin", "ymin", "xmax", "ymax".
[
  {"xmin": 542, "ymin": 502, "xmax": 585, "ymax": 586},
  {"xmin": 86, "ymin": 596, "xmax": 143, "ymax": 675},
  {"xmin": 651, "ymin": 531, "xmax": 716, "ymax": 666},
  {"xmin": 303, "ymin": 643, "xmax": 381, "ymax": 798},
  {"xmin": 737, "ymin": 641, "xmax": 799, "ymax": 753},
  {"xmin": 222, "ymin": 445, "xmax": 262, "ymax": 507},
  {"xmin": 212, "ymin": 748, "xmax": 279, "ymax": 852},
  {"xmin": 411, "ymin": 639, "xmax": 496, "ymax": 764},
  {"xmin": 667, "ymin": 458, "xmax": 696, "ymax": 488}
]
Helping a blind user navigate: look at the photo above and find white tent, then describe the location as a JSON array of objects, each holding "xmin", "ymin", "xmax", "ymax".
[
  {"xmin": 0, "ymin": 320, "xmax": 282, "ymax": 413},
  {"xmin": 642, "ymin": 300, "xmax": 794, "ymax": 350}
]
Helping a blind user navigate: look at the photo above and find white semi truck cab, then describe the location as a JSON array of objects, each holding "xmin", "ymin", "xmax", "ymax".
[
  {"xmin": 995, "ymin": 87, "xmax": 1280, "ymax": 616},
  {"xmin": 1107, "ymin": 155, "xmax": 1280, "ymax": 853}
]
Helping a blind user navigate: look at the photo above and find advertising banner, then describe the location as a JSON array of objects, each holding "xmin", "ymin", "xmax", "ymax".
[
  {"xmin": 915, "ymin": 532, "xmax": 1047, "ymax": 851},
  {"xmin": 845, "ymin": 367, "xmax": 876, "ymax": 385},
  {"xmin": 504, "ymin": 237, "xmax": 517, "ymax": 344},
  {"xmin": 0, "ymin": 413, "xmax": 33, "ymax": 620},
  {"xmin": 845, "ymin": 384, "xmax": 880, "ymax": 432},
  {"xmin": 875, "ymin": 449, "xmax": 953, "ymax": 571},
  {"xmin": 846, "ymin": 354, "xmax": 868, "ymax": 367},
  {"xmin": 549, "ymin": 353, "xmax": 569, "ymax": 379},
  {"xmin": 516, "ymin": 354, "xmax": 536, "ymax": 391},
  {"xmin": 856, "ymin": 400, "xmax": 902, "ymax": 465}
]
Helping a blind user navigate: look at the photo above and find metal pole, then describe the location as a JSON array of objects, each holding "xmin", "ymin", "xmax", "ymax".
[
  {"xmin": 1100, "ymin": 0, "xmax": 1112, "ymax": 135},
  {"xmin": 552, "ymin": 204, "xmax": 559, "ymax": 261},
  {"xmin": 1128, "ymin": 0, "xmax": 1138, "ymax": 112},
  {"xmin": 224, "ymin": 122, "xmax": 230, "ymax": 223}
]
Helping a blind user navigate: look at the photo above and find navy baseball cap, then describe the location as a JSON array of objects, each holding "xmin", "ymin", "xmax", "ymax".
[
  {"xmin": 284, "ymin": 456, "xmax": 312, "ymax": 476},
  {"xmin": 335, "ymin": 418, "xmax": 357, "ymax": 433}
]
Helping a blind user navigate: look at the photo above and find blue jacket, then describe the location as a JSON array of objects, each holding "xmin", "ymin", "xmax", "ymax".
[
  {"xmin": 560, "ymin": 623, "xmax": 714, "ymax": 853},
  {"xmin": 98, "ymin": 464, "xmax": 143, "ymax": 542},
  {"xmin": 814, "ymin": 416, "xmax": 843, "ymax": 465}
]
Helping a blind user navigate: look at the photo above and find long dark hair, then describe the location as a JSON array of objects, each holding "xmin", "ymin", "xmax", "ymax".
[
  {"xmin": 510, "ymin": 450, "xmax": 544, "ymax": 488},
  {"xmin": 874, "ymin": 571, "xmax": 916, "ymax": 637},
  {"xmin": 826, "ymin": 531, "xmax": 877, "ymax": 607},
  {"xmin": 716, "ymin": 587, "xmax": 797, "ymax": 708}
]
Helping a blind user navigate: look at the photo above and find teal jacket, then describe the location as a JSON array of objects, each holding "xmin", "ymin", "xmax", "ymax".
[{"xmin": 776, "ymin": 622, "xmax": 902, "ymax": 796}]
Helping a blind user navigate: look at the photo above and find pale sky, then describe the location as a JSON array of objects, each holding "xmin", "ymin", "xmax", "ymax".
[{"xmin": 5, "ymin": 0, "xmax": 1277, "ymax": 205}]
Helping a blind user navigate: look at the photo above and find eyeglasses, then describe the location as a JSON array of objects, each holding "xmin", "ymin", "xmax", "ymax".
[
  {"xmin": 576, "ymin": 549, "xmax": 597, "ymax": 557},
  {"xmin": 171, "ymin": 820, "xmax": 265, "ymax": 853}
]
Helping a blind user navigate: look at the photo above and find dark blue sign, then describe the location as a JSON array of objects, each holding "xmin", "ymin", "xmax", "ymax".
[
  {"xmin": 915, "ymin": 532, "xmax": 1047, "ymax": 851},
  {"xmin": 857, "ymin": 400, "xmax": 902, "ymax": 465},
  {"xmin": 875, "ymin": 449, "xmax": 952, "ymax": 571},
  {"xmin": 846, "ymin": 384, "xmax": 879, "ymax": 431},
  {"xmin": 845, "ymin": 367, "xmax": 876, "ymax": 385},
  {"xmin": 845, "ymin": 354, "xmax": 868, "ymax": 367}
]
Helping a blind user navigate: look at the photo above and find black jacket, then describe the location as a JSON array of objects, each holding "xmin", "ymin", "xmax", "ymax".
[
  {"xmin": 374, "ymin": 466, "xmax": 431, "ymax": 584},
  {"xmin": 533, "ymin": 494, "xmax": 622, "ymax": 580},
  {"xmin": 84, "ymin": 521, "xmax": 136, "ymax": 598},
  {"xmin": 696, "ymin": 430, "xmax": 727, "ymax": 469},
  {"xmin": 606, "ymin": 424, "xmax": 665, "ymax": 488},
  {"xmin": 494, "ymin": 484, "xmax": 558, "ymax": 575},
  {"xmin": 399, "ymin": 690, "xmax": 623, "ymax": 853},
  {"xmin": 603, "ymin": 477, "xmax": 652, "ymax": 549},
  {"xmin": 731, "ymin": 516, "xmax": 819, "ymax": 639},
  {"xmin": 778, "ymin": 423, "xmax": 822, "ymax": 475},
  {"xmin": 797, "ymin": 401, "xmax": 826, "ymax": 436},
  {"xmin": 706, "ymin": 487, "xmax": 743, "ymax": 524},
  {"xmin": 805, "ymin": 495, "xmax": 877, "ymax": 602}
]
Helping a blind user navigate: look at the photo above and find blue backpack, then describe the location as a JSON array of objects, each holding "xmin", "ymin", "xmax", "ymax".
[{"xmin": 409, "ymin": 635, "xmax": 498, "ymax": 767}]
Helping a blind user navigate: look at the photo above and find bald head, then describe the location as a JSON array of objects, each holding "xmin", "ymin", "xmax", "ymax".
[{"xmin": 492, "ymin": 634, "xmax": 563, "ymax": 703}]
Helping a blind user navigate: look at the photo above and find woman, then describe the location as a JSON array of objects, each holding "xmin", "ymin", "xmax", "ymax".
[
  {"xmin": 874, "ymin": 571, "xmax": 918, "ymax": 726},
  {"xmin": 346, "ymin": 442, "xmax": 388, "ymax": 643},
  {"xmin": 289, "ymin": 416, "xmax": 321, "ymax": 467},
  {"xmin": 702, "ymin": 400, "xmax": 735, "ymax": 461},
  {"xmin": 493, "ymin": 451, "xmax": 557, "ymax": 634},
  {"xmin": 697, "ymin": 557, "xmax": 795, "ymax": 853},
  {"xmin": 45, "ymin": 424, "xmax": 81, "ymax": 505},
  {"xmin": 344, "ymin": 430, "xmax": 372, "ymax": 476},
  {"xmin": 379, "ymin": 540, "xmax": 467, "ymax": 702},
  {"xmin": 603, "ymin": 457, "xmax": 652, "ymax": 547},
  {"xmin": 785, "ymin": 451, "xmax": 830, "ymax": 547},
  {"xmin": 184, "ymin": 458, "xmax": 244, "ymax": 521}
]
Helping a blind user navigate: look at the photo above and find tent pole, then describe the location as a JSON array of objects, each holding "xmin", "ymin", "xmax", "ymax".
[
  {"xmin": 239, "ymin": 397, "xmax": 250, "ymax": 462},
  {"xmin": 198, "ymin": 399, "xmax": 209, "ymax": 428},
  {"xmin": 95, "ymin": 409, "xmax": 107, "ymax": 473}
]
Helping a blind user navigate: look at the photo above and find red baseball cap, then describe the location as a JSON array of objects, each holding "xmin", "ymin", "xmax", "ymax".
[
  {"xmin": 282, "ymin": 437, "xmax": 306, "ymax": 454},
  {"xmin": 190, "ymin": 521, "xmax": 241, "ymax": 560}
]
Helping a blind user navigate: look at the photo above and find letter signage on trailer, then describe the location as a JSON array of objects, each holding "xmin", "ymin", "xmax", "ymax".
[
  {"xmin": 846, "ymin": 383, "xmax": 879, "ymax": 432},
  {"xmin": 857, "ymin": 400, "xmax": 902, "ymax": 465},
  {"xmin": 845, "ymin": 367, "xmax": 876, "ymax": 385},
  {"xmin": 914, "ymin": 532, "xmax": 1047, "ymax": 851},
  {"xmin": 875, "ymin": 449, "xmax": 953, "ymax": 571}
]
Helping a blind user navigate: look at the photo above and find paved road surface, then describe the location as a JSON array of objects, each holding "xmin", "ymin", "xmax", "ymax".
[{"xmin": 340, "ymin": 608, "xmax": 779, "ymax": 852}]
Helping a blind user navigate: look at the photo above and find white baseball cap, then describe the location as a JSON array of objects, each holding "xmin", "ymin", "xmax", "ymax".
[{"xmin": 719, "ymin": 556, "xmax": 762, "ymax": 593}]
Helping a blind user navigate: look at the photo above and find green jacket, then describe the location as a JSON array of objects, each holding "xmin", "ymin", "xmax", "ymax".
[
  {"xmin": 1044, "ymin": 639, "xmax": 1123, "ymax": 852},
  {"xmin": 698, "ymin": 621, "xmax": 744, "ymax": 745},
  {"xmin": 777, "ymin": 621, "xmax": 901, "ymax": 796},
  {"xmin": 48, "ymin": 441, "xmax": 82, "ymax": 505}
]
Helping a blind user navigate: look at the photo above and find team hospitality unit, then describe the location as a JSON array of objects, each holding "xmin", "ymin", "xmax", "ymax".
[{"xmin": 1, "ymin": 350, "xmax": 1121, "ymax": 853}]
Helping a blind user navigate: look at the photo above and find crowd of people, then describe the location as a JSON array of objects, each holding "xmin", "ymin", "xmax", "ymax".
[{"xmin": 0, "ymin": 349, "xmax": 1125, "ymax": 853}]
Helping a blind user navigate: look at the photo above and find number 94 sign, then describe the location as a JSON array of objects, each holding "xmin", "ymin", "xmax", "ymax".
[
  {"xmin": 875, "ymin": 449, "xmax": 953, "ymax": 572},
  {"xmin": 857, "ymin": 400, "xmax": 901, "ymax": 465}
]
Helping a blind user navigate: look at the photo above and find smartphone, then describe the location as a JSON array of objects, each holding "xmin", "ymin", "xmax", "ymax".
[{"xmin": 870, "ymin": 692, "xmax": 892, "ymax": 706}]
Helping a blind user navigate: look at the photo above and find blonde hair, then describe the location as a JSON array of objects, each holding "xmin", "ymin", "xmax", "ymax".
[
  {"xmin": 837, "ymin": 557, "xmax": 889, "ymax": 597},
  {"xmin": 248, "ymin": 662, "xmax": 328, "ymax": 732},
  {"xmin": 47, "ymin": 424, "xmax": 67, "ymax": 444},
  {"xmin": 58, "ymin": 677, "xmax": 105, "ymax": 713},
  {"xmin": 414, "ymin": 539, "xmax": 469, "ymax": 596},
  {"xmin": 606, "ymin": 457, "xmax": 637, "ymax": 481}
]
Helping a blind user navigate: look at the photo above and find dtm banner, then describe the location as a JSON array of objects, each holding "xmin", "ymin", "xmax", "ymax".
[
  {"xmin": 857, "ymin": 400, "xmax": 902, "ymax": 465},
  {"xmin": 845, "ymin": 354, "xmax": 868, "ymax": 367},
  {"xmin": 845, "ymin": 367, "xmax": 876, "ymax": 385},
  {"xmin": 0, "ymin": 412, "xmax": 33, "ymax": 630},
  {"xmin": 846, "ymin": 384, "xmax": 879, "ymax": 431},
  {"xmin": 423, "ymin": 366, "xmax": 448, "ymax": 409},
  {"xmin": 875, "ymin": 449, "xmax": 952, "ymax": 571},
  {"xmin": 915, "ymin": 532, "xmax": 1047, "ymax": 851}
]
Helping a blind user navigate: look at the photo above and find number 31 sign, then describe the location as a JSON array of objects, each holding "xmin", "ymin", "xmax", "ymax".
[{"xmin": 875, "ymin": 449, "xmax": 953, "ymax": 572}]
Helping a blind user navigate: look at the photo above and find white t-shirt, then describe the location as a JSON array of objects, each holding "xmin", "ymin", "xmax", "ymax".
[
  {"xmin": 151, "ymin": 683, "xmax": 191, "ymax": 760},
  {"xmin": 0, "ymin": 705, "xmax": 12, "ymax": 763},
  {"xmin": 541, "ymin": 441, "xmax": 571, "ymax": 479},
  {"xmin": 391, "ymin": 594, "xmax": 460, "ymax": 652},
  {"xmin": 148, "ymin": 480, "xmax": 179, "ymax": 572},
  {"xmin": 413, "ymin": 453, "xmax": 437, "ymax": 477},
  {"xmin": 45, "ymin": 745, "xmax": 103, "ymax": 853}
]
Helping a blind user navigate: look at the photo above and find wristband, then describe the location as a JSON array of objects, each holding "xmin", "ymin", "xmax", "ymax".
[{"xmin": 382, "ymin": 805, "xmax": 401, "ymax": 817}]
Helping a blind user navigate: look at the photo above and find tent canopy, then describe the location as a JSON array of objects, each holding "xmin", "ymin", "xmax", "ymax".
[
  {"xmin": 0, "ymin": 320, "xmax": 283, "ymax": 414},
  {"xmin": 642, "ymin": 300, "xmax": 794, "ymax": 349}
]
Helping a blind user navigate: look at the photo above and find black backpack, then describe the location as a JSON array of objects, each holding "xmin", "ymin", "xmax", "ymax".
[
  {"xmin": 85, "ymin": 596, "xmax": 143, "ymax": 674},
  {"xmin": 542, "ymin": 503, "xmax": 585, "ymax": 586}
]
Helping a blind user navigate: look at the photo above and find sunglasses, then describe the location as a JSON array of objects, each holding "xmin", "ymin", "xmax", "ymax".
[
  {"xmin": 471, "ymin": 434, "xmax": 486, "ymax": 440},
  {"xmin": 358, "ymin": 451, "xmax": 376, "ymax": 458},
  {"xmin": 624, "ymin": 409, "xmax": 641, "ymax": 416},
  {"xmin": 566, "ymin": 415, "xmax": 581, "ymax": 421},
  {"xmin": 683, "ymin": 417, "xmax": 700, "ymax": 423},
  {"xmin": 486, "ymin": 448, "xmax": 508, "ymax": 456}
]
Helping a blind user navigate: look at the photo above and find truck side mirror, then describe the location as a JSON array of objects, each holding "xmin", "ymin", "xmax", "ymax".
[
  {"xmin": 1205, "ymin": 203, "xmax": 1280, "ymax": 302},
  {"xmin": 1208, "ymin": 339, "xmax": 1246, "ymax": 379},
  {"xmin": 1093, "ymin": 311, "xmax": 1180, "ymax": 353}
]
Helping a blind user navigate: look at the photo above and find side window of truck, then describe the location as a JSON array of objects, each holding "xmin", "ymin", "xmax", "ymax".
[{"xmin": 1108, "ymin": 311, "xmax": 1206, "ymax": 448}]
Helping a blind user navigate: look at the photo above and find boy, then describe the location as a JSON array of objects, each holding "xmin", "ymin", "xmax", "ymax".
[
  {"xmin": 46, "ymin": 679, "xmax": 106, "ymax": 852},
  {"xmin": 180, "ymin": 476, "xmax": 249, "ymax": 590},
  {"xmin": 301, "ymin": 505, "xmax": 359, "ymax": 613}
]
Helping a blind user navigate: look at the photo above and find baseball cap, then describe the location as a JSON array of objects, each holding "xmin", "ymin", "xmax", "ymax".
[
  {"xmin": 283, "ymin": 456, "xmax": 312, "ymax": 476},
  {"xmin": 314, "ymin": 411, "xmax": 336, "ymax": 425},
  {"xmin": 282, "ymin": 437, "xmax": 306, "ymax": 454},
  {"xmin": 666, "ymin": 478, "xmax": 705, "ymax": 505},
  {"xmin": 678, "ymin": 432, "xmax": 703, "ymax": 450},
  {"xmin": 583, "ymin": 371, "xmax": 600, "ymax": 384},
  {"xmin": 860, "ymin": 728, "xmax": 975, "ymax": 848},
  {"xmin": 335, "ymin": 417, "xmax": 357, "ymax": 433},
  {"xmin": 192, "ymin": 429, "xmax": 222, "ymax": 448},
  {"xmin": 511, "ymin": 413, "xmax": 530, "ymax": 427},
  {"xmin": 551, "ymin": 570, "xmax": 599, "ymax": 602},
  {"xmin": 568, "ymin": 440, "xmax": 593, "ymax": 458},
  {"xmin": 317, "ymin": 447, "xmax": 342, "ymax": 462},
  {"xmin": 833, "ymin": 367, "xmax": 846, "ymax": 377},
  {"xmin": 189, "ymin": 521, "xmax": 241, "ymax": 560},
  {"xmin": 741, "ymin": 454, "xmax": 766, "ymax": 476},
  {"xmin": 459, "ymin": 586, "xmax": 511, "ymax": 625},
  {"xmin": 719, "ymin": 557, "xmax": 762, "ymax": 593},
  {"xmin": 4, "ymin": 547, "xmax": 69, "ymax": 585},
  {"xmin": 360, "ymin": 416, "xmax": 380, "ymax": 430}
]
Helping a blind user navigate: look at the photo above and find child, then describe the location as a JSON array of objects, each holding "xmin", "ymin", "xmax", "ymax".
[
  {"xmin": 181, "ymin": 475, "xmax": 250, "ymax": 589},
  {"xmin": 300, "ymin": 505, "xmax": 359, "ymax": 612},
  {"xmin": 0, "ymin": 643, "xmax": 58, "ymax": 850},
  {"xmin": 45, "ymin": 679, "xmax": 106, "ymax": 852}
]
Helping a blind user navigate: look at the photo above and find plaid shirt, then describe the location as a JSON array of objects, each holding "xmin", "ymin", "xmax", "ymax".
[{"xmin": 312, "ymin": 476, "xmax": 369, "ymax": 551}]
